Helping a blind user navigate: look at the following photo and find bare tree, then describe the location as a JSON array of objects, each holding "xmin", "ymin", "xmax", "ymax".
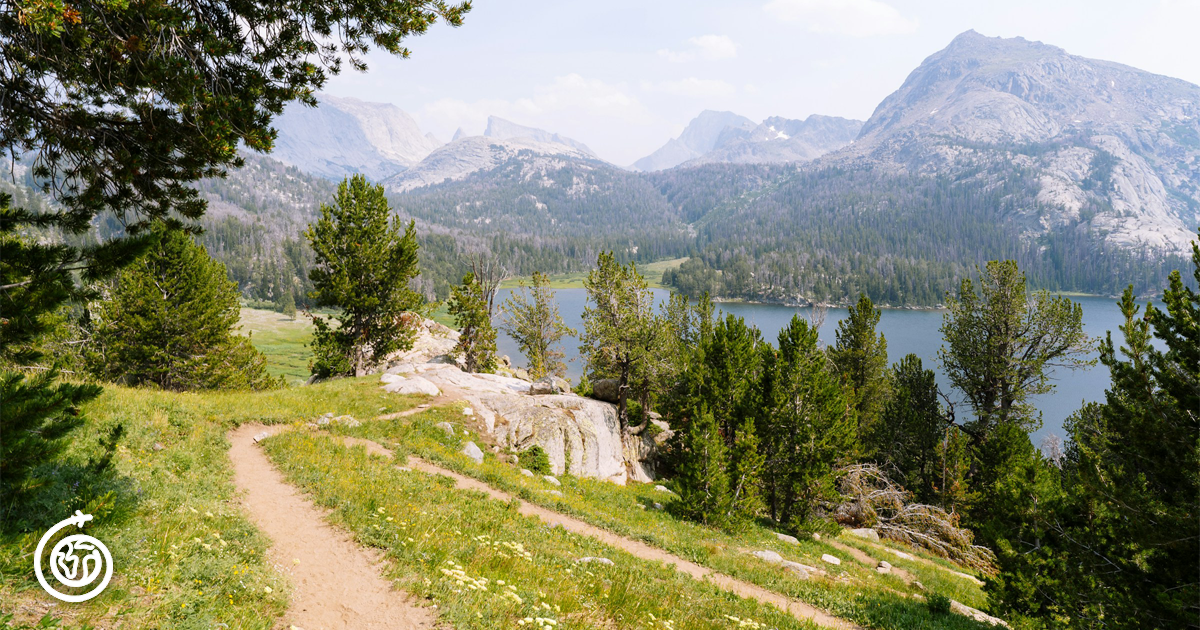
[
  {"xmin": 1039, "ymin": 433, "xmax": 1065, "ymax": 468},
  {"xmin": 467, "ymin": 254, "xmax": 506, "ymax": 318}
]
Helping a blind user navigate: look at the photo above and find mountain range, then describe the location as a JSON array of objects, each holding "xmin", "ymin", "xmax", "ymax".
[{"xmin": 204, "ymin": 30, "xmax": 1200, "ymax": 306}]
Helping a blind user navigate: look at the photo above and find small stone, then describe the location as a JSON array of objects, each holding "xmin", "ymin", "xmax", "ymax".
[
  {"xmin": 435, "ymin": 422, "xmax": 456, "ymax": 437},
  {"xmin": 576, "ymin": 557, "xmax": 614, "ymax": 565},
  {"xmin": 878, "ymin": 560, "xmax": 892, "ymax": 570},
  {"xmin": 418, "ymin": 404, "xmax": 430, "ymax": 409},
  {"xmin": 333, "ymin": 415, "xmax": 360, "ymax": 428},
  {"xmin": 751, "ymin": 550, "xmax": 784, "ymax": 564},
  {"xmin": 461, "ymin": 441, "xmax": 484, "ymax": 464},
  {"xmin": 780, "ymin": 561, "xmax": 810, "ymax": 579},
  {"xmin": 889, "ymin": 549, "xmax": 913, "ymax": 560},
  {"xmin": 652, "ymin": 502, "xmax": 664, "ymax": 511},
  {"xmin": 252, "ymin": 431, "xmax": 271, "ymax": 443},
  {"xmin": 848, "ymin": 528, "xmax": 880, "ymax": 541},
  {"xmin": 821, "ymin": 554, "xmax": 841, "ymax": 566},
  {"xmin": 913, "ymin": 581, "xmax": 926, "ymax": 591},
  {"xmin": 775, "ymin": 532, "xmax": 800, "ymax": 545},
  {"xmin": 305, "ymin": 422, "xmax": 319, "ymax": 430},
  {"xmin": 396, "ymin": 466, "xmax": 412, "ymax": 472},
  {"xmin": 153, "ymin": 442, "xmax": 165, "ymax": 451},
  {"xmin": 812, "ymin": 533, "xmax": 821, "ymax": 541},
  {"xmin": 543, "ymin": 475, "xmax": 561, "ymax": 486},
  {"xmin": 654, "ymin": 485, "xmax": 674, "ymax": 494},
  {"xmin": 549, "ymin": 490, "xmax": 563, "ymax": 497},
  {"xmin": 316, "ymin": 417, "xmax": 331, "ymax": 426},
  {"xmin": 520, "ymin": 469, "xmax": 534, "ymax": 477},
  {"xmin": 462, "ymin": 407, "xmax": 474, "ymax": 416}
]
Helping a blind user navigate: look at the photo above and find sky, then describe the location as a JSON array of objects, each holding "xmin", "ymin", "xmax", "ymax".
[{"xmin": 323, "ymin": 0, "xmax": 1200, "ymax": 166}]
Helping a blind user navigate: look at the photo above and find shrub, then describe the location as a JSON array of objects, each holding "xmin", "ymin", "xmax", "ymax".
[{"xmin": 517, "ymin": 446, "xmax": 551, "ymax": 474}]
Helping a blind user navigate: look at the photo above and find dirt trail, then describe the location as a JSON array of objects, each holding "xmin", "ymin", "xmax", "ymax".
[
  {"xmin": 336, "ymin": 435, "xmax": 860, "ymax": 630},
  {"xmin": 227, "ymin": 424, "xmax": 437, "ymax": 630}
]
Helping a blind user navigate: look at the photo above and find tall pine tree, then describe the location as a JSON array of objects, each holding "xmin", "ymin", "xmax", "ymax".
[
  {"xmin": 448, "ymin": 272, "xmax": 498, "ymax": 374},
  {"xmin": 830, "ymin": 294, "xmax": 889, "ymax": 449},
  {"xmin": 306, "ymin": 176, "xmax": 423, "ymax": 377},
  {"xmin": 86, "ymin": 229, "xmax": 278, "ymax": 391}
]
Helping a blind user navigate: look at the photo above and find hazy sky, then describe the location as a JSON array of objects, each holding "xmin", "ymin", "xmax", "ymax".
[{"xmin": 323, "ymin": 0, "xmax": 1200, "ymax": 165}]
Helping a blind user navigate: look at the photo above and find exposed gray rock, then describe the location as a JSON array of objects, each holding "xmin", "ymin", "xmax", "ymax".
[
  {"xmin": 435, "ymin": 422, "xmax": 456, "ymax": 438},
  {"xmin": 781, "ymin": 561, "xmax": 811, "ymax": 579},
  {"xmin": 652, "ymin": 502, "xmax": 664, "ymax": 511},
  {"xmin": 549, "ymin": 490, "xmax": 563, "ymax": 497},
  {"xmin": 591, "ymin": 378, "xmax": 620, "ymax": 403},
  {"xmin": 821, "ymin": 554, "xmax": 841, "ymax": 566},
  {"xmin": 848, "ymin": 528, "xmax": 880, "ymax": 541},
  {"xmin": 889, "ymin": 549, "xmax": 913, "ymax": 560},
  {"xmin": 520, "ymin": 469, "xmax": 534, "ymax": 477},
  {"xmin": 775, "ymin": 533, "xmax": 800, "ymax": 545},
  {"xmin": 654, "ymin": 485, "xmax": 674, "ymax": 495},
  {"xmin": 751, "ymin": 550, "xmax": 784, "ymax": 564},
  {"xmin": 529, "ymin": 378, "xmax": 557, "ymax": 396},
  {"xmin": 252, "ymin": 431, "xmax": 271, "ymax": 443},
  {"xmin": 333, "ymin": 415, "xmax": 361, "ymax": 428},
  {"xmin": 575, "ymin": 557, "xmax": 614, "ymax": 566},
  {"xmin": 461, "ymin": 441, "xmax": 484, "ymax": 463},
  {"xmin": 543, "ymin": 475, "xmax": 561, "ymax": 486},
  {"xmin": 876, "ymin": 560, "xmax": 892, "ymax": 574},
  {"xmin": 382, "ymin": 375, "xmax": 441, "ymax": 397},
  {"xmin": 951, "ymin": 600, "xmax": 1010, "ymax": 627}
]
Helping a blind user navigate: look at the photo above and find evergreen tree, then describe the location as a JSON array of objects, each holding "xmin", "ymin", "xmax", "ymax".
[
  {"xmin": 279, "ymin": 285, "xmax": 297, "ymax": 320},
  {"xmin": 0, "ymin": 0, "xmax": 464, "ymax": 530},
  {"xmin": 671, "ymin": 404, "xmax": 732, "ymax": 527},
  {"xmin": 500, "ymin": 272, "xmax": 575, "ymax": 379},
  {"xmin": 448, "ymin": 272, "xmax": 498, "ymax": 373},
  {"xmin": 939, "ymin": 260, "xmax": 1092, "ymax": 525},
  {"xmin": 990, "ymin": 238, "xmax": 1200, "ymax": 629},
  {"xmin": 580, "ymin": 252, "xmax": 660, "ymax": 429},
  {"xmin": 665, "ymin": 310, "xmax": 766, "ymax": 525},
  {"xmin": 87, "ymin": 229, "xmax": 278, "ymax": 391},
  {"xmin": 829, "ymin": 294, "xmax": 889, "ymax": 449},
  {"xmin": 874, "ymin": 354, "xmax": 955, "ymax": 506},
  {"xmin": 306, "ymin": 176, "xmax": 423, "ymax": 377},
  {"xmin": 758, "ymin": 315, "xmax": 858, "ymax": 527}
]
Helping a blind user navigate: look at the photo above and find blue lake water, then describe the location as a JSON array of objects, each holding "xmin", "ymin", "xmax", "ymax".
[{"xmin": 495, "ymin": 289, "xmax": 1139, "ymax": 445}]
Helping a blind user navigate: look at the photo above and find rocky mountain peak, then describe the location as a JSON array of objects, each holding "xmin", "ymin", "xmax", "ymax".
[{"xmin": 483, "ymin": 116, "xmax": 596, "ymax": 156}]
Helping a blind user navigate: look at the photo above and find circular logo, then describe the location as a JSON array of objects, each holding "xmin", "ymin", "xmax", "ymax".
[{"xmin": 35, "ymin": 511, "xmax": 114, "ymax": 603}]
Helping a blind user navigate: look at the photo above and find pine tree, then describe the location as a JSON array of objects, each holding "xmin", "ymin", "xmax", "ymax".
[
  {"xmin": 758, "ymin": 315, "xmax": 858, "ymax": 527},
  {"xmin": 500, "ymin": 272, "xmax": 575, "ymax": 379},
  {"xmin": 939, "ymin": 260, "xmax": 1093, "ymax": 526},
  {"xmin": 86, "ymin": 229, "xmax": 278, "ymax": 391},
  {"xmin": 580, "ymin": 252, "xmax": 660, "ymax": 429},
  {"xmin": 306, "ymin": 176, "xmax": 424, "ymax": 377},
  {"xmin": 671, "ymin": 404, "xmax": 732, "ymax": 527},
  {"xmin": 829, "ymin": 294, "xmax": 889, "ymax": 449},
  {"xmin": 279, "ymin": 285, "xmax": 297, "ymax": 320},
  {"xmin": 873, "ymin": 354, "xmax": 951, "ymax": 505},
  {"xmin": 990, "ymin": 238, "xmax": 1200, "ymax": 628},
  {"xmin": 448, "ymin": 272, "xmax": 498, "ymax": 373}
]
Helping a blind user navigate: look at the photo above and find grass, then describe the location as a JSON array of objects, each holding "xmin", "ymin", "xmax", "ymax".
[
  {"xmin": 262, "ymin": 428, "xmax": 823, "ymax": 630},
  {"xmin": 0, "ymin": 377, "xmax": 422, "ymax": 629},
  {"xmin": 329, "ymin": 406, "xmax": 1000, "ymax": 630},
  {"xmin": 236, "ymin": 306, "xmax": 459, "ymax": 386},
  {"xmin": 500, "ymin": 257, "xmax": 686, "ymax": 290}
]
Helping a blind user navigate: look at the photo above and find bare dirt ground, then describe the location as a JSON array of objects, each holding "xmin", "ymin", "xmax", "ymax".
[{"xmin": 228, "ymin": 424, "xmax": 437, "ymax": 630}]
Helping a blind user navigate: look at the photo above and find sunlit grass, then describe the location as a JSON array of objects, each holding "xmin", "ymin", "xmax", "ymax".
[
  {"xmin": 331, "ymin": 406, "xmax": 998, "ymax": 630},
  {"xmin": 0, "ymin": 378, "xmax": 422, "ymax": 629},
  {"xmin": 263, "ymin": 428, "xmax": 823, "ymax": 630}
]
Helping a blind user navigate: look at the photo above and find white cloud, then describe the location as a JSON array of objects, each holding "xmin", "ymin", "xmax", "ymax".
[
  {"xmin": 642, "ymin": 78, "xmax": 737, "ymax": 98},
  {"xmin": 763, "ymin": 0, "xmax": 918, "ymax": 37},
  {"xmin": 658, "ymin": 34, "xmax": 739, "ymax": 62}
]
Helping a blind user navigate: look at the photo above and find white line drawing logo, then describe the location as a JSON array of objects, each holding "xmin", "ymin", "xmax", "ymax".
[{"xmin": 35, "ymin": 511, "xmax": 114, "ymax": 603}]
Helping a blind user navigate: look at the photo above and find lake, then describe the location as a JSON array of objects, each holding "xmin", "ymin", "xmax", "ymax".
[{"xmin": 495, "ymin": 288, "xmax": 1139, "ymax": 445}]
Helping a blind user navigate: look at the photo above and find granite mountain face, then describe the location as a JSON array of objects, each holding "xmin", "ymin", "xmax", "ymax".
[
  {"xmin": 835, "ymin": 30, "xmax": 1200, "ymax": 253},
  {"xmin": 204, "ymin": 30, "xmax": 1198, "ymax": 305}
]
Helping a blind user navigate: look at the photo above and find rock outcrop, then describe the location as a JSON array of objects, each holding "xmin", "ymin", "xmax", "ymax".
[{"xmin": 375, "ymin": 319, "xmax": 671, "ymax": 484}]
